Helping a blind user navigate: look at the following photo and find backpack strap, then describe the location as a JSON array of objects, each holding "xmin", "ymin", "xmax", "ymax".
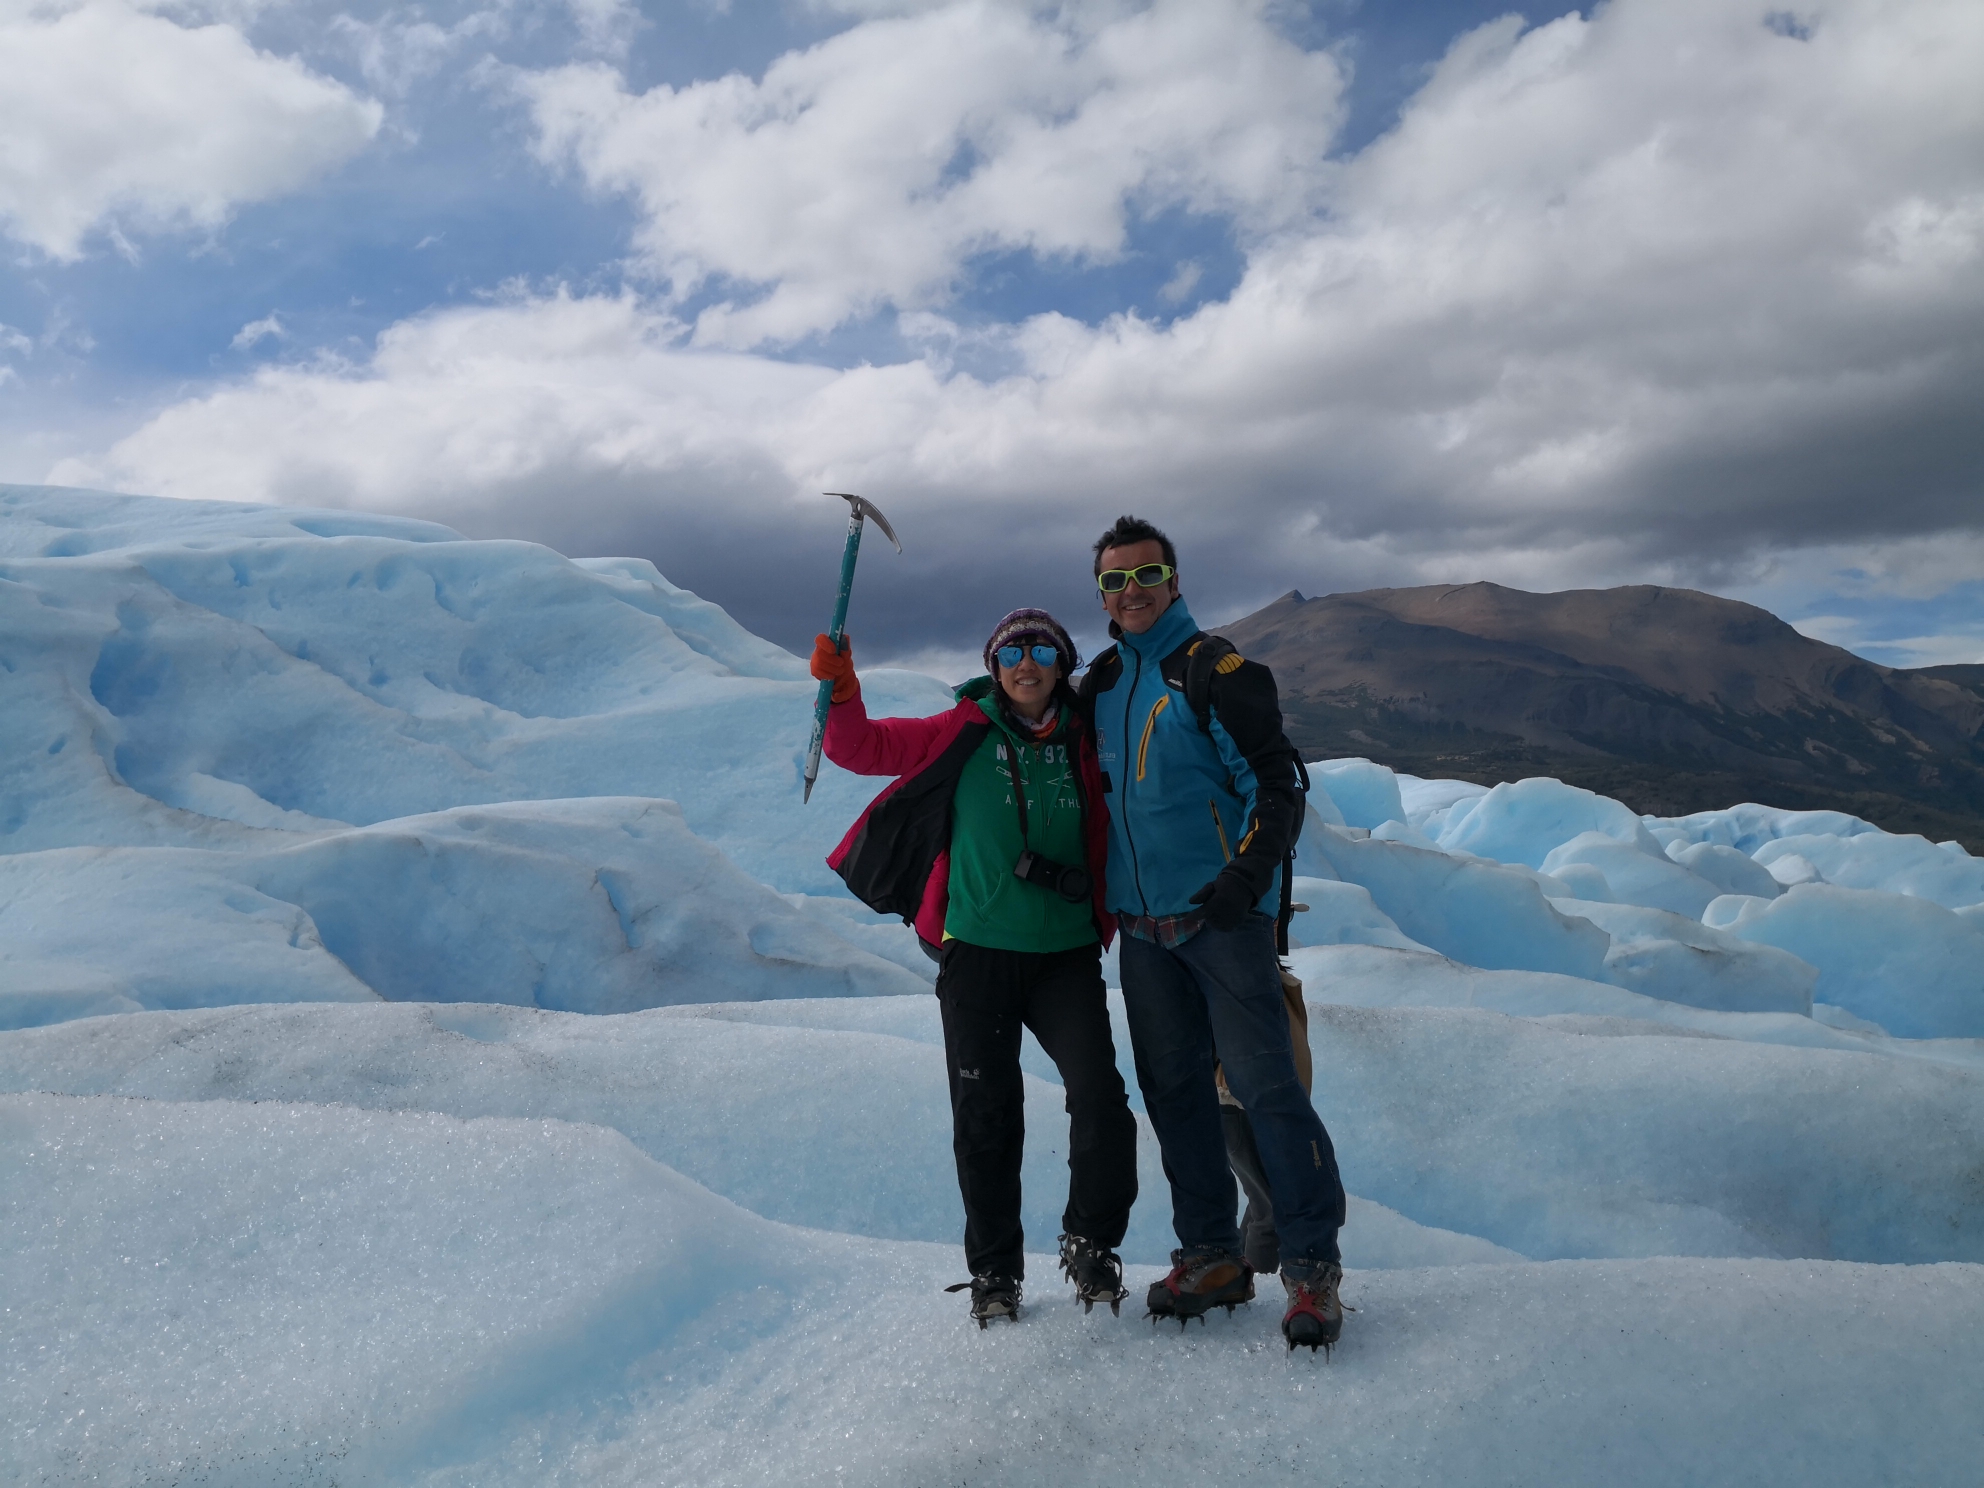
[
  {"xmin": 1181, "ymin": 634, "xmax": 1239, "ymax": 735},
  {"xmin": 1276, "ymin": 753, "xmax": 1312, "ymax": 955},
  {"xmin": 1176, "ymin": 633, "xmax": 1312, "ymax": 950}
]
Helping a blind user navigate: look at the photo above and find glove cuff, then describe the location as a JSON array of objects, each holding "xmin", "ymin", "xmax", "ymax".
[{"xmin": 1220, "ymin": 861, "xmax": 1268, "ymax": 903}]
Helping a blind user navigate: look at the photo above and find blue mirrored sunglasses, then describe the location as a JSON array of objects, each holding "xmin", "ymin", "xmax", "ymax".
[{"xmin": 996, "ymin": 643, "xmax": 1061, "ymax": 669}]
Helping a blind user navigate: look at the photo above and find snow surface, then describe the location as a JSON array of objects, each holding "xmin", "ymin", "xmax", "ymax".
[
  {"xmin": 3, "ymin": 486, "xmax": 1982, "ymax": 1483},
  {"xmin": 9, "ymin": 1090, "xmax": 1979, "ymax": 1488}
]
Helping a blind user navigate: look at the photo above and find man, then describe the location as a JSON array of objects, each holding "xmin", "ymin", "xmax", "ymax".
[{"xmin": 1077, "ymin": 514, "xmax": 1349, "ymax": 1350}]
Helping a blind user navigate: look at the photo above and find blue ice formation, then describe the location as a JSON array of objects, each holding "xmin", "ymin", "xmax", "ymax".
[{"xmin": 2, "ymin": 484, "xmax": 1982, "ymax": 1485}]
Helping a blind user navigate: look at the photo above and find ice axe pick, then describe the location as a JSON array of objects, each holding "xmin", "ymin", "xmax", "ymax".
[{"xmin": 803, "ymin": 492, "xmax": 902, "ymax": 803}]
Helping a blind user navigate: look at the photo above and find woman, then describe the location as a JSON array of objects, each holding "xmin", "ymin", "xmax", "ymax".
[{"xmin": 812, "ymin": 608, "xmax": 1137, "ymax": 1327}]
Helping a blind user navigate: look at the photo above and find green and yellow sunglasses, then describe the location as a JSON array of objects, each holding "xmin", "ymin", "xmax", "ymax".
[{"xmin": 1096, "ymin": 563, "xmax": 1176, "ymax": 594}]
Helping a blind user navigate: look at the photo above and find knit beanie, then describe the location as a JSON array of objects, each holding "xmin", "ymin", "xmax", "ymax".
[{"xmin": 982, "ymin": 608, "xmax": 1079, "ymax": 677}]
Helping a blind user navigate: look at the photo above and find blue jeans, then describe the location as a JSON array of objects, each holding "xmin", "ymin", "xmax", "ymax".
[{"xmin": 1120, "ymin": 913, "xmax": 1345, "ymax": 1277}]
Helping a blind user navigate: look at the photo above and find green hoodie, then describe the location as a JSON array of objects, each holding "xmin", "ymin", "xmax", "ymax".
[{"xmin": 943, "ymin": 677, "xmax": 1096, "ymax": 953}]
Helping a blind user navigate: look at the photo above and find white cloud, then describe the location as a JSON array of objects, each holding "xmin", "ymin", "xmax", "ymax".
[
  {"xmin": 516, "ymin": 0, "xmax": 1344, "ymax": 345},
  {"xmin": 863, "ymin": 641, "xmax": 987, "ymax": 683},
  {"xmin": 50, "ymin": 290, "xmax": 837, "ymax": 514},
  {"xmin": 0, "ymin": 0, "xmax": 384, "ymax": 259},
  {"xmin": 1871, "ymin": 634, "xmax": 1984, "ymax": 668},
  {"xmin": 1798, "ymin": 614, "xmax": 1984, "ymax": 669},
  {"xmin": 561, "ymin": 0, "xmax": 638, "ymax": 57},
  {"xmin": 1790, "ymin": 615, "xmax": 1866, "ymax": 648},
  {"xmin": 329, "ymin": 5, "xmax": 514, "ymax": 99},
  {"xmin": 1740, "ymin": 533, "xmax": 1984, "ymax": 613},
  {"xmin": 47, "ymin": 0, "xmax": 1984, "ymax": 642},
  {"xmin": 230, "ymin": 313, "xmax": 284, "ymax": 351},
  {"xmin": 1158, "ymin": 260, "xmax": 1201, "ymax": 305}
]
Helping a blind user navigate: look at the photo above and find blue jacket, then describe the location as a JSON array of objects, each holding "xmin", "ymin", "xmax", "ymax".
[{"xmin": 1080, "ymin": 600, "xmax": 1306, "ymax": 921}]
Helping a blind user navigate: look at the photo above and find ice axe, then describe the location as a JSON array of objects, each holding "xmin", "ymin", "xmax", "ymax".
[{"xmin": 803, "ymin": 492, "xmax": 902, "ymax": 803}]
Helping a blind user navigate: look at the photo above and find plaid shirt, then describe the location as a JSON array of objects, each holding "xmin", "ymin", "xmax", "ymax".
[{"xmin": 1115, "ymin": 909, "xmax": 1206, "ymax": 949}]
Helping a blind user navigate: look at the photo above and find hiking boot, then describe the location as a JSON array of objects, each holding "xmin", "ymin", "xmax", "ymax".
[
  {"xmin": 1058, "ymin": 1233, "xmax": 1129, "ymax": 1316},
  {"xmin": 1281, "ymin": 1263, "xmax": 1345, "ymax": 1352},
  {"xmin": 1146, "ymin": 1248, "xmax": 1254, "ymax": 1326},
  {"xmin": 944, "ymin": 1274, "xmax": 1022, "ymax": 1328}
]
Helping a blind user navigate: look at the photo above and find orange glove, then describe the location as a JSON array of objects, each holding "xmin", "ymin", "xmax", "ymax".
[{"xmin": 811, "ymin": 633, "xmax": 857, "ymax": 704}]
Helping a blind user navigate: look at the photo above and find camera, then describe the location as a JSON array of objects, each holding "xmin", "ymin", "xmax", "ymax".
[{"xmin": 1013, "ymin": 850, "xmax": 1092, "ymax": 905}]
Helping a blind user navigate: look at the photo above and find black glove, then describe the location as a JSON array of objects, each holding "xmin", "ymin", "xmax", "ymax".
[{"xmin": 1189, "ymin": 871, "xmax": 1257, "ymax": 932}]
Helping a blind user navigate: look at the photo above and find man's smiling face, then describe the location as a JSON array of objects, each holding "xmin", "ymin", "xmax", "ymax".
[{"xmin": 1098, "ymin": 538, "xmax": 1179, "ymax": 635}]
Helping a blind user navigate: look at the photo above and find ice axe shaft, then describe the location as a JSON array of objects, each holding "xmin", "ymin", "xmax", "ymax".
[{"xmin": 804, "ymin": 493, "xmax": 902, "ymax": 803}]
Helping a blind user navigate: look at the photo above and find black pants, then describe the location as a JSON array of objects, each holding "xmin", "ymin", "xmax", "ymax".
[{"xmin": 936, "ymin": 940, "xmax": 1138, "ymax": 1281}]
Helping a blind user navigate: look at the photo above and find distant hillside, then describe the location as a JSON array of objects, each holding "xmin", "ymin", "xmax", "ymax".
[{"xmin": 1215, "ymin": 583, "xmax": 1984, "ymax": 851}]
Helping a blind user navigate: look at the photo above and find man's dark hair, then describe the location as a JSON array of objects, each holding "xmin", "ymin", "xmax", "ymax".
[{"xmin": 1092, "ymin": 515, "xmax": 1177, "ymax": 575}]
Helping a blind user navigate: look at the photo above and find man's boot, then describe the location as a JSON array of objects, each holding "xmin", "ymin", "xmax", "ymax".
[
  {"xmin": 1280, "ymin": 1262, "xmax": 1344, "ymax": 1352},
  {"xmin": 1146, "ymin": 1248, "xmax": 1253, "ymax": 1325}
]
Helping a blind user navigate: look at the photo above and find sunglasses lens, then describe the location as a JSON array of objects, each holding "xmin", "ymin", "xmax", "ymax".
[
  {"xmin": 1098, "ymin": 564, "xmax": 1172, "ymax": 593},
  {"xmin": 998, "ymin": 643, "xmax": 1059, "ymax": 668}
]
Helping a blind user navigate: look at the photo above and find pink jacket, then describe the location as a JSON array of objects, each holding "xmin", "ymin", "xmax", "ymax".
[{"xmin": 824, "ymin": 683, "xmax": 1114, "ymax": 951}]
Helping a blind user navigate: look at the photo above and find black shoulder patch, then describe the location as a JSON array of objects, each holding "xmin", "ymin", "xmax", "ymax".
[{"xmin": 1077, "ymin": 645, "xmax": 1122, "ymax": 702}]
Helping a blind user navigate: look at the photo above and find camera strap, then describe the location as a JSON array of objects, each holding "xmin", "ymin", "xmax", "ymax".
[{"xmin": 999, "ymin": 739, "xmax": 1031, "ymax": 846}]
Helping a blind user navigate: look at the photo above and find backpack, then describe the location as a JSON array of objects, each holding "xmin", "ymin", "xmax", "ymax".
[{"xmin": 1180, "ymin": 635, "xmax": 1242, "ymax": 735}]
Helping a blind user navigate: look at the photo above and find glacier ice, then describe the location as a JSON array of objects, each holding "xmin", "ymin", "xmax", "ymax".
[
  {"xmin": 5, "ymin": 1085, "xmax": 1980, "ymax": 1486},
  {"xmin": 0, "ymin": 797, "xmax": 925, "ymax": 1028},
  {"xmin": 1715, "ymin": 883, "xmax": 1984, "ymax": 1039},
  {"xmin": 1310, "ymin": 756, "xmax": 1405, "ymax": 828},
  {"xmin": 1436, "ymin": 775, "xmax": 1664, "ymax": 867},
  {"xmin": 1753, "ymin": 830, "xmax": 1984, "ymax": 909},
  {"xmin": 0, "ymin": 483, "xmax": 950, "ymax": 891},
  {"xmin": 1298, "ymin": 823, "xmax": 1614, "ymax": 980},
  {"xmin": 1285, "ymin": 875, "xmax": 1429, "ymax": 952},
  {"xmin": 1541, "ymin": 830, "xmax": 1724, "ymax": 917},
  {"xmin": 1666, "ymin": 837, "xmax": 1784, "ymax": 899},
  {"xmin": 1545, "ymin": 897, "xmax": 1816, "ymax": 1015},
  {"xmin": 4, "ymin": 484, "xmax": 1984, "ymax": 1484}
]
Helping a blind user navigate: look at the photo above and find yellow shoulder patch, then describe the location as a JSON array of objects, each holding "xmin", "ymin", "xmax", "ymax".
[{"xmin": 1215, "ymin": 653, "xmax": 1245, "ymax": 674}]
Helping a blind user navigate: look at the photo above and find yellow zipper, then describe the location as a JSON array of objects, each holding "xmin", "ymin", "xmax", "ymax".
[
  {"xmin": 1209, "ymin": 799, "xmax": 1232, "ymax": 862},
  {"xmin": 1135, "ymin": 694, "xmax": 1169, "ymax": 781}
]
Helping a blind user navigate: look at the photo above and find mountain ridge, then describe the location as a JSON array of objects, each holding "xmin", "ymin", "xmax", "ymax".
[{"xmin": 1213, "ymin": 581, "xmax": 1984, "ymax": 850}]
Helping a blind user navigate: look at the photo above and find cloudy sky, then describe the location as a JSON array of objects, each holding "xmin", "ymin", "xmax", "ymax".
[{"xmin": 3, "ymin": 0, "xmax": 1981, "ymax": 672}]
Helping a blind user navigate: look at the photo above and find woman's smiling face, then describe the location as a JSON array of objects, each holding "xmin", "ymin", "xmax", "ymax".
[{"xmin": 997, "ymin": 643, "xmax": 1060, "ymax": 719}]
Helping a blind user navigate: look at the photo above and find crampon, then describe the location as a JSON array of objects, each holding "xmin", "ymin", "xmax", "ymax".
[
  {"xmin": 1281, "ymin": 1264, "xmax": 1350, "ymax": 1354},
  {"xmin": 945, "ymin": 1275, "xmax": 1021, "ymax": 1329},
  {"xmin": 1058, "ymin": 1233, "xmax": 1129, "ymax": 1316},
  {"xmin": 1145, "ymin": 1249, "xmax": 1254, "ymax": 1327}
]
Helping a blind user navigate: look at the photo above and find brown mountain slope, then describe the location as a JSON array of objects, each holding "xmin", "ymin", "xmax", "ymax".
[{"xmin": 1214, "ymin": 583, "xmax": 1984, "ymax": 850}]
